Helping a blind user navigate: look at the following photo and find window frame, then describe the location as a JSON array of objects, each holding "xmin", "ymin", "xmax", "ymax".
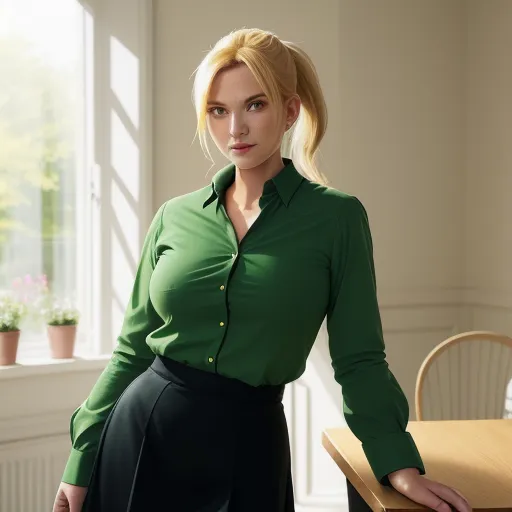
[{"xmin": 9, "ymin": 0, "xmax": 154, "ymax": 364}]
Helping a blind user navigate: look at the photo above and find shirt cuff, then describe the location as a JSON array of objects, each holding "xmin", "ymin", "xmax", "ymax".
[
  {"xmin": 362, "ymin": 431, "xmax": 426, "ymax": 486},
  {"xmin": 61, "ymin": 448, "xmax": 97, "ymax": 487}
]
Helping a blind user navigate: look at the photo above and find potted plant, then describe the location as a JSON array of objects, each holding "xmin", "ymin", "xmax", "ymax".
[
  {"xmin": 0, "ymin": 294, "xmax": 27, "ymax": 365},
  {"xmin": 42, "ymin": 298, "xmax": 80, "ymax": 359}
]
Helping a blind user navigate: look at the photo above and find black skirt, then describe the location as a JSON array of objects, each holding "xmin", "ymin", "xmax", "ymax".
[{"xmin": 83, "ymin": 355, "xmax": 295, "ymax": 511}]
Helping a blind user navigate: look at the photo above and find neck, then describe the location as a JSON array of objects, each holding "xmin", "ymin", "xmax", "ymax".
[{"xmin": 228, "ymin": 151, "xmax": 285, "ymax": 210}]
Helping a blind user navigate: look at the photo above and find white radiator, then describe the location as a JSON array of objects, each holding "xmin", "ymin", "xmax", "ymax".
[{"xmin": 0, "ymin": 436, "xmax": 69, "ymax": 512}]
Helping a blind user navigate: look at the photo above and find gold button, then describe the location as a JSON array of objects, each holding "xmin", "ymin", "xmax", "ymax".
[
  {"xmin": 220, "ymin": 321, "xmax": 225, "ymax": 327},
  {"xmin": 220, "ymin": 285, "xmax": 225, "ymax": 290},
  {"xmin": 208, "ymin": 357, "xmax": 214, "ymax": 363}
]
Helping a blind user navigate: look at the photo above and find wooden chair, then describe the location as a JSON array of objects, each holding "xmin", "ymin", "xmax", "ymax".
[{"xmin": 415, "ymin": 330, "xmax": 512, "ymax": 421}]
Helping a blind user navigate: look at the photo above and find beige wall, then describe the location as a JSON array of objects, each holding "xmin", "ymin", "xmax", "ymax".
[
  {"xmin": 465, "ymin": 0, "xmax": 512, "ymax": 330},
  {"xmin": 152, "ymin": 0, "xmax": 511, "ymax": 412}
]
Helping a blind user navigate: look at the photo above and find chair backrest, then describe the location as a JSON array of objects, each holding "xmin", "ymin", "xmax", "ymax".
[{"xmin": 415, "ymin": 331, "xmax": 512, "ymax": 421}]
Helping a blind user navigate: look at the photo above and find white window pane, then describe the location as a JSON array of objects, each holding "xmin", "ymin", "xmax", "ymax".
[{"xmin": 0, "ymin": 0, "xmax": 87, "ymax": 352}]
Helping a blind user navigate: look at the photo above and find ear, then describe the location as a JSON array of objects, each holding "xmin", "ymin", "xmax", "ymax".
[{"xmin": 284, "ymin": 94, "xmax": 301, "ymax": 129}]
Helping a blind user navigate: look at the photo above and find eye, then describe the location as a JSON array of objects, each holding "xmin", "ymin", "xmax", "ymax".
[
  {"xmin": 248, "ymin": 101, "xmax": 265, "ymax": 111},
  {"xmin": 207, "ymin": 107, "xmax": 226, "ymax": 116}
]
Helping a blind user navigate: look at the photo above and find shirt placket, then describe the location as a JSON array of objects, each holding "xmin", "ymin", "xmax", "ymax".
[{"xmin": 208, "ymin": 188, "xmax": 277, "ymax": 372}]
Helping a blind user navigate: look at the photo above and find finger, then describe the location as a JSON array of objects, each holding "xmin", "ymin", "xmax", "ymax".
[
  {"xmin": 450, "ymin": 487, "xmax": 471, "ymax": 505},
  {"xmin": 428, "ymin": 481, "xmax": 472, "ymax": 512},
  {"xmin": 53, "ymin": 491, "xmax": 70, "ymax": 512},
  {"xmin": 393, "ymin": 479, "xmax": 453, "ymax": 512}
]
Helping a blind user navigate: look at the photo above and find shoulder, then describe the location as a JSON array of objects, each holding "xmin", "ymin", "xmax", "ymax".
[
  {"xmin": 154, "ymin": 184, "xmax": 212, "ymax": 223},
  {"xmin": 299, "ymin": 179, "xmax": 368, "ymax": 220}
]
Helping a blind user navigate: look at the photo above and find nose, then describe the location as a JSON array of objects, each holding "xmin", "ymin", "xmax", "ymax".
[{"xmin": 229, "ymin": 112, "xmax": 247, "ymax": 138}]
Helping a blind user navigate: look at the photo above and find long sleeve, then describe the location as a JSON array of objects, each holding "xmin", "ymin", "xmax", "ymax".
[
  {"xmin": 326, "ymin": 196, "xmax": 425, "ymax": 486},
  {"xmin": 61, "ymin": 202, "xmax": 167, "ymax": 487}
]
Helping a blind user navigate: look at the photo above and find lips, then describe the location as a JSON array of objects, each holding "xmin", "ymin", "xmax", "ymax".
[{"xmin": 230, "ymin": 144, "xmax": 254, "ymax": 149}]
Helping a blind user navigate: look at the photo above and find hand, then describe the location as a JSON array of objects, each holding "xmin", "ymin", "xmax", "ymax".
[
  {"xmin": 388, "ymin": 468, "xmax": 472, "ymax": 512},
  {"xmin": 52, "ymin": 482, "xmax": 88, "ymax": 512}
]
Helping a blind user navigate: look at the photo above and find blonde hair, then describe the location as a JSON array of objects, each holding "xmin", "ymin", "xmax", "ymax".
[{"xmin": 191, "ymin": 28, "xmax": 329, "ymax": 185}]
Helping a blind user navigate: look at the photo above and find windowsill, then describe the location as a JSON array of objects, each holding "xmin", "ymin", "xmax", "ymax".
[{"xmin": 0, "ymin": 354, "xmax": 111, "ymax": 380}]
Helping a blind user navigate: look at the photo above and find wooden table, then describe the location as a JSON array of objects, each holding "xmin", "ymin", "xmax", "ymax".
[{"xmin": 322, "ymin": 419, "xmax": 512, "ymax": 511}]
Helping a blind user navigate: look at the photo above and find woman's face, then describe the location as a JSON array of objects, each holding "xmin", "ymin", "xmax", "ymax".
[{"xmin": 206, "ymin": 64, "xmax": 298, "ymax": 170}]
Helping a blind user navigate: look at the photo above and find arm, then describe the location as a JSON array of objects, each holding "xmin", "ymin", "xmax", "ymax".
[
  {"xmin": 326, "ymin": 196, "xmax": 425, "ymax": 486},
  {"xmin": 61, "ymin": 202, "xmax": 167, "ymax": 487}
]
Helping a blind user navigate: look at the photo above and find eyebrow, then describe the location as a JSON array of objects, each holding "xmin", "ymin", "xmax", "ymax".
[{"xmin": 206, "ymin": 93, "xmax": 267, "ymax": 107}]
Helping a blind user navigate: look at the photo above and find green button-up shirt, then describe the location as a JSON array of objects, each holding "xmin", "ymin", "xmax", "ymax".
[{"xmin": 62, "ymin": 158, "xmax": 425, "ymax": 488}]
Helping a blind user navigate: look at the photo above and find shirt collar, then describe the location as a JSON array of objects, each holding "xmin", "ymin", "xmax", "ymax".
[{"xmin": 202, "ymin": 158, "xmax": 304, "ymax": 209}]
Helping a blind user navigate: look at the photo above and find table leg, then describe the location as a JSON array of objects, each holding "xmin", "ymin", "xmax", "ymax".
[{"xmin": 347, "ymin": 478, "xmax": 372, "ymax": 512}]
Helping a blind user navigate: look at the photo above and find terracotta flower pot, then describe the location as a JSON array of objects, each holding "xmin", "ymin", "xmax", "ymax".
[
  {"xmin": 0, "ymin": 330, "xmax": 21, "ymax": 366},
  {"xmin": 47, "ymin": 324, "xmax": 77, "ymax": 359}
]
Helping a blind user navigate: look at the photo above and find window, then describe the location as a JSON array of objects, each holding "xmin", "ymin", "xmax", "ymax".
[
  {"xmin": 0, "ymin": 0, "xmax": 153, "ymax": 361},
  {"xmin": 0, "ymin": 0, "xmax": 91, "ymax": 358}
]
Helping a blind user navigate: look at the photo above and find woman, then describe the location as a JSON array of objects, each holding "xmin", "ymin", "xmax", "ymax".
[{"xmin": 53, "ymin": 28, "xmax": 472, "ymax": 512}]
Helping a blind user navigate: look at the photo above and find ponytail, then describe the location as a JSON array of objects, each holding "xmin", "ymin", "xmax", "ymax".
[{"xmin": 284, "ymin": 41, "xmax": 329, "ymax": 185}]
